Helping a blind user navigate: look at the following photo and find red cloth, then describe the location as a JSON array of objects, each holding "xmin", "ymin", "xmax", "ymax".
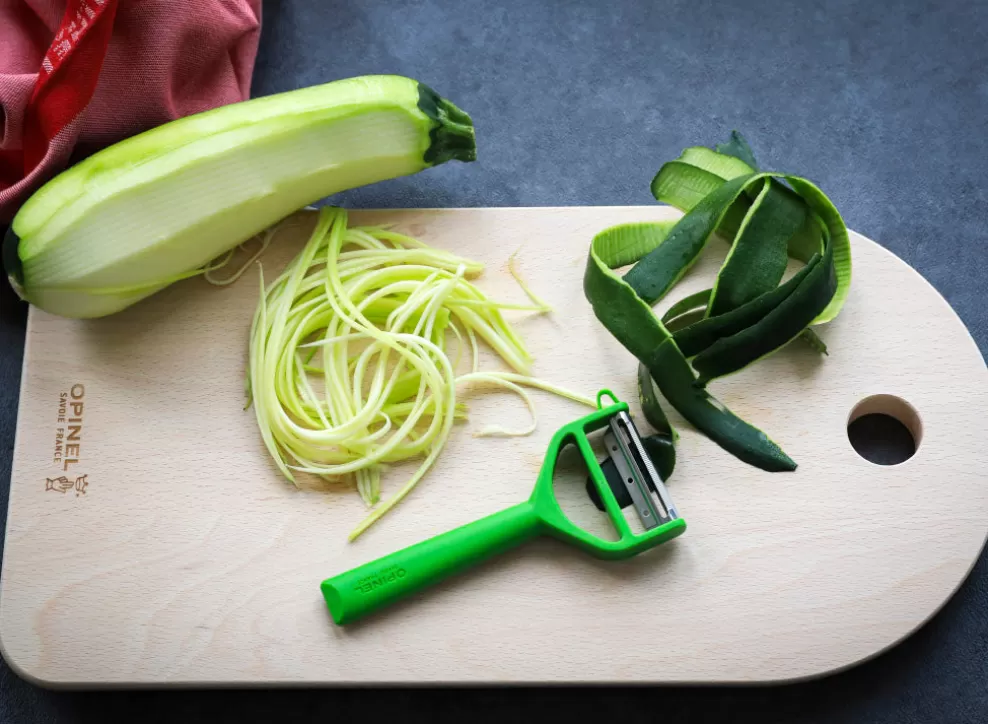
[{"xmin": 0, "ymin": 0, "xmax": 262, "ymax": 222}]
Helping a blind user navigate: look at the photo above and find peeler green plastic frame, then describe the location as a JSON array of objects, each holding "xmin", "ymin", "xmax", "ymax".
[{"xmin": 321, "ymin": 391, "xmax": 686, "ymax": 625}]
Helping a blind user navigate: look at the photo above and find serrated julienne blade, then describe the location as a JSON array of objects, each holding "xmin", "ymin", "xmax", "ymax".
[{"xmin": 605, "ymin": 411, "xmax": 679, "ymax": 529}]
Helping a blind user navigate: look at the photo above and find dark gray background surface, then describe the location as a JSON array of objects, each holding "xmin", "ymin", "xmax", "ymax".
[{"xmin": 1, "ymin": 0, "xmax": 986, "ymax": 721}]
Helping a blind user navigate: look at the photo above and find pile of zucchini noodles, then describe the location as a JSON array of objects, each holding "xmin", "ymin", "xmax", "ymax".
[{"xmin": 247, "ymin": 207, "xmax": 592, "ymax": 540}]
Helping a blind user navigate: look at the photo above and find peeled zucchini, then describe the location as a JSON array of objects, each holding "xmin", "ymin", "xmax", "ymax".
[{"xmin": 3, "ymin": 75, "xmax": 476, "ymax": 318}]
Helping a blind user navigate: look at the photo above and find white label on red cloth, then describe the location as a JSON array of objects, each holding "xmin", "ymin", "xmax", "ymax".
[{"xmin": 40, "ymin": 1, "xmax": 111, "ymax": 79}]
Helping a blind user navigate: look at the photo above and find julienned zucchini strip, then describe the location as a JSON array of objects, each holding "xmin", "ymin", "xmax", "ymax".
[
  {"xmin": 585, "ymin": 136, "xmax": 852, "ymax": 472},
  {"xmin": 250, "ymin": 207, "xmax": 597, "ymax": 540}
]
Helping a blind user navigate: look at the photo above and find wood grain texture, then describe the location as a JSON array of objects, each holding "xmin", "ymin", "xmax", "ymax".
[{"xmin": 1, "ymin": 206, "xmax": 986, "ymax": 687}]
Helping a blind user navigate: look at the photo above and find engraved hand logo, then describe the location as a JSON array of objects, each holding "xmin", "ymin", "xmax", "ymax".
[
  {"xmin": 46, "ymin": 474, "xmax": 88, "ymax": 495},
  {"xmin": 45, "ymin": 476, "xmax": 73, "ymax": 493}
]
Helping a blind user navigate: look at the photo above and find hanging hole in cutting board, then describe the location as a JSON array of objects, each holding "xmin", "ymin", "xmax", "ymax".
[
  {"xmin": 551, "ymin": 434, "xmax": 620, "ymax": 542},
  {"xmin": 847, "ymin": 394, "xmax": 922, "ymax": 466}
]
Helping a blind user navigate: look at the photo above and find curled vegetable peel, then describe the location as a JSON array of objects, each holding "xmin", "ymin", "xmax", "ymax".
[
  {"xmin": 248, "ymin": 207, "xmax": 593, "ymax": 540},
  {"xmin": 585, "ymin": 132, "xmax": 851, "ymax": 471}
]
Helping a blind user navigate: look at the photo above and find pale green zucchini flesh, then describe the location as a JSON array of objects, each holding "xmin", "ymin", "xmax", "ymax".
[{"xmin": 4, "ymin": 75, "xmax": 476, "ymax": 318}]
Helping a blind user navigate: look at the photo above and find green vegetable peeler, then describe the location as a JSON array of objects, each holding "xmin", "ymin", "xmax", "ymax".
[{"xmin": 320, "ymin": 390, "xmax": 686, "ymax": 625}]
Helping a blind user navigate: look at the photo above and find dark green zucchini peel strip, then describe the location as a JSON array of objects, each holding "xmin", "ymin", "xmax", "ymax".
[{"xmin": 584, "ymin": 133, "xmax": 852, "ymax": 471}]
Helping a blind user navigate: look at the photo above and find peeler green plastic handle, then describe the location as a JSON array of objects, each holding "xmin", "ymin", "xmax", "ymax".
[{"xmin": 321, "ymin": 391, "xmax": 686, "ymax": 625}]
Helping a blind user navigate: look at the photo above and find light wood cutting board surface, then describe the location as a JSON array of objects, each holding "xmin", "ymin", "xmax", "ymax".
[{"xmin": 1, "ymin": 206, "xmax": 986, "ymax": 686}]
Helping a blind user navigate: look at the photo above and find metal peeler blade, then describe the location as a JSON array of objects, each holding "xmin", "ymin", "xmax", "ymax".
[{"xmin": 592, "ymin": 411, "xmax": 679, "ymax": 530}]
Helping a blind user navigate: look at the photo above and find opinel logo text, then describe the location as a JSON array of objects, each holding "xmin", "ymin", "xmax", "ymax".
[
  {"xmin": 53, "ymin": 384, "xmax": 85, "ymax": 471},
  {"xmin": 354, "ymin": 566, "xmax": 407, "ymax": 595}
]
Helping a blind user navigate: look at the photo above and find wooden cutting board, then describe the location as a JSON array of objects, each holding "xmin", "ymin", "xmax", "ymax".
[{"xmin": 2, "ymin": 206, "xmax": 986, "ymax": 687}]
